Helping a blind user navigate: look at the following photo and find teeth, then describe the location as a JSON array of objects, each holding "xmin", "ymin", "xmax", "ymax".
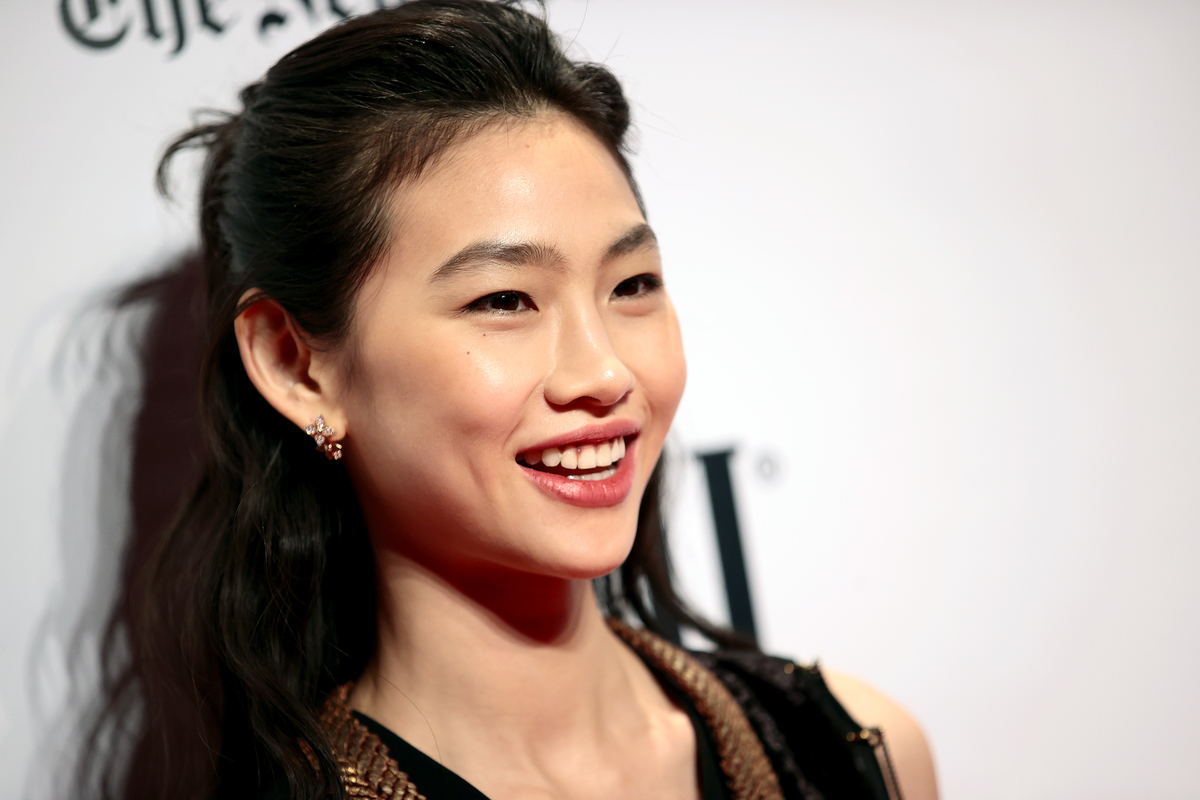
[
  {"xmin": 577, "ymin": 445, "xmax": 597, "ymax": 470},
  {"xmin": 568, "ymin": 466, "xmax": 618, "ymax": 481},
  {"xmin": 520, "ymin": 436, "xmax": 627, "ymax": 472},
  {"xmin": 560, "ymin": 446, "xmax": 578, "ymax": 470}
]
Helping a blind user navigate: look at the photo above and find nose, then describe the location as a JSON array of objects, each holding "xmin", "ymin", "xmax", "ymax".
[{"xmin": 543, "ymin": 303, "xmax": 635, "ymax": 410}]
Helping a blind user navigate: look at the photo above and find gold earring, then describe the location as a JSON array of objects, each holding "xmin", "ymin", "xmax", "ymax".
[{"xmin": 305, "ymin": 415, "xmax": 343, "ymax": 461}]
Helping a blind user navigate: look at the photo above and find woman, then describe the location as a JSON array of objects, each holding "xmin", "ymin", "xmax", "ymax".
[{"xmin": 88, "ymin": 2, "xmax": 937, "ymax": 799}]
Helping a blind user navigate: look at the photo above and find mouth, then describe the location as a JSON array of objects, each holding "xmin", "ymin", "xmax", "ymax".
[{"xmin": 516, "ymin": 435, "xmax": 631, "ymax": 482}]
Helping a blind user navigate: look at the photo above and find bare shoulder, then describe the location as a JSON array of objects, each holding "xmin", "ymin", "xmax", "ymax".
[{"xmin": 821, "ymin": 669, "xmax": 939, "ymax": 800}]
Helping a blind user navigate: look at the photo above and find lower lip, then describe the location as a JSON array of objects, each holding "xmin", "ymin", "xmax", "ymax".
[{"xmin": 519, "ymin": 439, "xmax": 638, "ymax": 508}]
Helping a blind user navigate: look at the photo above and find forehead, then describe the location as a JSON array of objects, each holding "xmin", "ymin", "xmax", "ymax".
[{"xmin": 383, "ymin": 112, "xmax": 643, "ymax": 269}]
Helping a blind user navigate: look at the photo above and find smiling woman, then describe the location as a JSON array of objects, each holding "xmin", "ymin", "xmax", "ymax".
[
  {"xmin": 83, "ymin": 3, "xmax": 935, "ymax": 800},
  {"xmin": 297, "ymin": 116, "xmax": 684, "ymax": 573}
]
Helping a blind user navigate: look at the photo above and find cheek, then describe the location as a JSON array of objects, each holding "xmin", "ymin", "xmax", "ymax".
[
  {"xmin": 345, "ymin": 325, "xmax": 552, "ymax": 541},
  {"xmin": 618, "ymin": 315, "xmax": 687, "ymax": 426},
  {"xmin": 352, "ymin": 323, "xmax": 548, "ymax": 453}
]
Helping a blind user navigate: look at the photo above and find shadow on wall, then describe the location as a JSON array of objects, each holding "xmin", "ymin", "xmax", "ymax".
[
  {"xmin": 117, "ymin": 254, "xmax": 207, "ymax": 572},
  {"xmin": 28, "ymin": 254, "xmax": 206, "ymax": 799}
]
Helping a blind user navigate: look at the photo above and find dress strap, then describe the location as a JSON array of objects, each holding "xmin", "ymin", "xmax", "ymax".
[
  {"xmin": 608, "ymin": 618, "xmax": 785, "ymax": 800},
  {"xmin": 318, "ymin": 683, "xmax": 425, "ymax": 800}
]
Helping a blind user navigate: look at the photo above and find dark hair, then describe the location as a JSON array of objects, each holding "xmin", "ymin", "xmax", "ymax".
[{"xmin": 84, "ymin": 3, "xmax": 749, "ymax": 799}]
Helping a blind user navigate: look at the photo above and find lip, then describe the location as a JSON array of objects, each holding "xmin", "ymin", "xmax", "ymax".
[
  {"xmin": 518, "ymin": 419, "xmax": 641, "ymax": 456},
  {"xmin": 519, "ymin": 436, "xmax": 638, "ymax": 508}
]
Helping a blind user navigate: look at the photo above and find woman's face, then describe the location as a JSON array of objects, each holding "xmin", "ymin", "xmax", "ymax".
[{"xmin": 336, "ymin": 113, "xmax": 686, "ymax": 582}]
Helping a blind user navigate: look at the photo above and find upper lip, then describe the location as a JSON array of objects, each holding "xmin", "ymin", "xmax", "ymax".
[{"xmin": 519, "ymin": 419, "xmax": 641, "ymax": 455}]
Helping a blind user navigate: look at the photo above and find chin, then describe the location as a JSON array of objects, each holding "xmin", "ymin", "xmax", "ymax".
[
  {"xmin": 555, "ymin": 556, "xmax": 631, "ymax": 582},
  {"xmin": 535, "ymin": 523, "xmax": 638, "ymax": 582}
]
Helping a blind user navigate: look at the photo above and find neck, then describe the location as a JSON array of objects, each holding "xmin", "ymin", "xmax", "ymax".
[{"xmin": 349, "ymin": 549, "xmax": 648, "ymax": 765}]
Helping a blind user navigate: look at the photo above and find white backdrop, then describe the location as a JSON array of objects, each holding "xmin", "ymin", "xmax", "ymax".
[{"xmin": 2, "ymin": 2, "xmax": 1198, "ymax": 799}]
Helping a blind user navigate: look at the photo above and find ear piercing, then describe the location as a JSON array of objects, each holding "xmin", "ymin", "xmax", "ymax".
[{"xmin": 305, "ymin": 415, "xmax": 343, "ymax": 460}]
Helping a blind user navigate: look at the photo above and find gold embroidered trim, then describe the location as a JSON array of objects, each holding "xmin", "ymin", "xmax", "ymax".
[
  {"xmin": 318, "ymin": 683, "xmax": 425, "ymax": 799},
  {"xmin": 609, "ymin": 619, "xmax": 785, "ymax": 800}
]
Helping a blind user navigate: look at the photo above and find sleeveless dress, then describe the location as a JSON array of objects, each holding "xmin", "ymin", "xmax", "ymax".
[{"xmin": 316, "ymin": 620, "xmax": 902, "ymax": 800}]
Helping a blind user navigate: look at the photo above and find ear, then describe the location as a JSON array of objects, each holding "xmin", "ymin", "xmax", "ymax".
[{"xmin": 234, "ymin": 293, "xmax": 346, "ymax": 439}]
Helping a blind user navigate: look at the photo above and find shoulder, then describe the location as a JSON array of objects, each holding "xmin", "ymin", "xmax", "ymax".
[
  {"xmin": 696, "ymin": 649, "xmax": 938, "ymax": 800},
  {"xmin": 820, "ymin": 669, "xmax": 939, "ymax": 800}
]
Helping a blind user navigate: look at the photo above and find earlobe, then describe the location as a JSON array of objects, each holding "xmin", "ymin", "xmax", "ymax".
[{"xmin": 233, "ymin": 293, "xmax": 346, "ymax": 438}]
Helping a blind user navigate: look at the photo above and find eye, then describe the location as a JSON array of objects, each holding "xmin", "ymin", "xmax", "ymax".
[
  {"xmin": 465, "ymin": 290, "xmax": 536, "ymax": 313},
  {"xmin": 612, "ymin": 273, "xmax": 663, "ymax": 299}
]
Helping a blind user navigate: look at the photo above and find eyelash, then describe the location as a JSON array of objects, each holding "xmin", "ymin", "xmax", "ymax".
[
  {"xmin": 463, "ymin": 274, "xmax": 662, "ymax": 314},
  {"xmin": 464, "ymin": 291, "xmax": 536, "ymax": 314},
  {"xmin": 612, "ymin": 274, "xmax": 663, "ymax": 299}
]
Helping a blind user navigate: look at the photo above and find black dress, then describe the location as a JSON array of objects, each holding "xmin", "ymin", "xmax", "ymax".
[{"xmin": 318, "ymin": 621, "xmax": 901, "ymax": 800}]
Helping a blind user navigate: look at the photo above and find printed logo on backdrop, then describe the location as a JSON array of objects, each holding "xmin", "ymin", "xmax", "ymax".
[{"xmin": 61, "ymin": 0, "xmax": 402, "ymax": 56}]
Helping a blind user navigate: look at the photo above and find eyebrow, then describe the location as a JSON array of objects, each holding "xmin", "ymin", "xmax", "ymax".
[
  {"xmin": 604, "ymin": 223, "xmax": 657, "ymax": 262},
  {"xmin": 428, "ymin": 223, "xmax": 657, "ymax": 283}
]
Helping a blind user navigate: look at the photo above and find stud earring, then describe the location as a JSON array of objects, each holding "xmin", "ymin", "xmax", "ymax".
[{"xmin": 305, "ymin": 415, "xmax": 343, "ymax": 461}]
